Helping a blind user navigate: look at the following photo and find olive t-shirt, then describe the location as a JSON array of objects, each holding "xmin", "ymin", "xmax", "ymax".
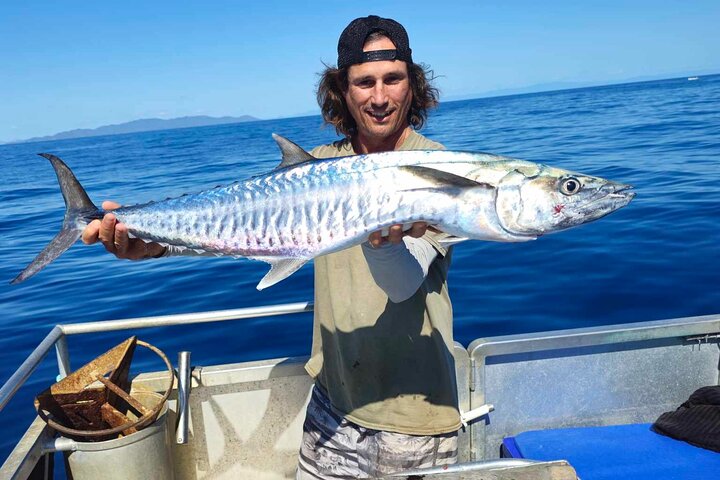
[{"xmin": 305, "ymin": 130, "xmax": 461, "ymax": 435}]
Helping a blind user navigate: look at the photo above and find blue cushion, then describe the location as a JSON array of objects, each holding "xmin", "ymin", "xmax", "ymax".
[{"xmin": 504, "ymin": 423, "xmax": 720, "ymax": 480}]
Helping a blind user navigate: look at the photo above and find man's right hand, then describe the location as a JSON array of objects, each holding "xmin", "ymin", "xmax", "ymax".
[{"xmin": 81, "ymin": 201, "xmax": 166, "ymax": 260}]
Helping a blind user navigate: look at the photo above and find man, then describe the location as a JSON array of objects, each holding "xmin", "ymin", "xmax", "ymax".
[
  {"xmin": 298, "ymin": 16, "xmax": 459, "ymax": 479},
  {"xmin": 81, "ymin": 15, "xmax": 459, "ymax": 479}
]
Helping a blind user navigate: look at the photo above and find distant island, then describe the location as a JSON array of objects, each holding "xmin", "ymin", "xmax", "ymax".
[{"xmin": 15, "ymin": 115, "xmax": 260, "ymax": 144}]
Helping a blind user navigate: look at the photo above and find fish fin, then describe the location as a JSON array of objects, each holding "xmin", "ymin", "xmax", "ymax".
[
  {"xmin": 11, "ymin": 229, "xmax": 82, "ymax": 284},
  {"xmin": 251, "ymin": 257, "xmax": 309, "ymax": 290},
  {"xmin": 272, "ymin": 133, "xmax": 316, "ymax": 169},
  {"xmin": 438, "ymin": 235, "xmax": 469, "ymax": 247},
  {"xmin": 398, "ymin": 165, "xmax": 494, "ymax": 193},
  {"xmin": 12, "ymin": 154, "xmax": 101, "ymax": 284}
]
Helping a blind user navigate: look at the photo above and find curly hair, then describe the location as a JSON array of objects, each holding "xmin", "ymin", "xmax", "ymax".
[{"xmin": 317, "ymin": 45, "xmax": 439, "ymax": 138}]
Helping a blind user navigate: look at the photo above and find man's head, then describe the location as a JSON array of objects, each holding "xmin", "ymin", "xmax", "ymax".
[
  {"xmin": 317, "ymin": 16, "xmax": 439, "ymax": 149},
  {"xmin": 336, "ymin": 15, "xmax": 413, "ymax": 70}
]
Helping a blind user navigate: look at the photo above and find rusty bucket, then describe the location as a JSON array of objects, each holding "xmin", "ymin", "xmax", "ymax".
[{"xmin": 35, "ymin": 337, "xmax": 176, "ymax": 480}]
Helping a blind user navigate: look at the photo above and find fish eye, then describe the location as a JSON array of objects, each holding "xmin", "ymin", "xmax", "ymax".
[{"xmin": 560, "ymin": 177, "xmax": 582, "ymax": 195}]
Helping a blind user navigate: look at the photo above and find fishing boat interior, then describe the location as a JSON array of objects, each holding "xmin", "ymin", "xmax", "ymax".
[{"xmin": 1, "ymin": 304, "xmax": 718, "ymax": 479}]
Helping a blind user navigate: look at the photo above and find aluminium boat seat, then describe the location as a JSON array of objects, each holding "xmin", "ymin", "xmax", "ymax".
[{"xmin": 502, "ymin": 423, "xmax": 720, "ymax": 480}]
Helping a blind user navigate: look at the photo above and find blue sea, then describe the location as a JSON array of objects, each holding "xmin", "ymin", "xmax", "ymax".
[{"xmin": 0, "ymin": 75, "xmax": 718, "ymax": 460}]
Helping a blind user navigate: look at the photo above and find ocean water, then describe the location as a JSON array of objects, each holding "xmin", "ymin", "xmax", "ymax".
[{"xmin": 0, "ymin": 75, "xmax": 718, "ymax": 459}]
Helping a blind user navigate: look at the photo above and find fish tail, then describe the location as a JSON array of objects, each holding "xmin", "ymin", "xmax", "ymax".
[{"xmin": 11, "ymin": 154, "xmax": 101, "ymax": 284}]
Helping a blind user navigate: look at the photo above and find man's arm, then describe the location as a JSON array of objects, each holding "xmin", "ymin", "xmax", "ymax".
[{"xmin": 362, "ymin": 235, "xmax": 439, "ymax": 303}]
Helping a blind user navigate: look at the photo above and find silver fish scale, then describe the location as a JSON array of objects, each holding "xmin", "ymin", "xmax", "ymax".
[{"xmin": 112, "ymin": 158, "xmax": 449, "ymax": 258}]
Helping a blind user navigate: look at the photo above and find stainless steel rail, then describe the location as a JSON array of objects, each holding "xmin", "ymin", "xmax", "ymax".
[
  {"xmin": 388, "ymin": 458, "xmax": 543, "ymax": 476},
  {"xmin": 2, "ymin": 306, "xmax": 717, "ymax": 416},
  {"xmin": 175, "ymin": 351, "xmax": 192, "ymax": 444},
  {"xmin": 0, "ymin": 326, "xmax": 63, "ymax": 411},
  {"xmin": 0, "ymin": 302, "xmax": 314, "ymax": 413},
  {"xmin": 61, "ymin": 302, "xmax": 314, "ymax": 335},
  {"xmin": 468, "ymin": 313, "xmax": 720, "ymax": 360},
  {"xmin": 467, "ymin": 314, "xmax": 720, "ymax": 391},
  {"xmin": 468, "ymin": 314, "xmax": 720, "ymax": 390}
]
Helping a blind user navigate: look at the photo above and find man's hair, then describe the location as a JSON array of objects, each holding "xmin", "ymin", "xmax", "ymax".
[{"xmin": 317, "ymin": 35, "xmax": 439, "ymax": 138}]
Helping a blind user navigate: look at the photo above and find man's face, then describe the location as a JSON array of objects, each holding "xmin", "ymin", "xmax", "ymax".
[{"xmin": 344, "ymin": 36, "xmax": 412, "ymax": 143}]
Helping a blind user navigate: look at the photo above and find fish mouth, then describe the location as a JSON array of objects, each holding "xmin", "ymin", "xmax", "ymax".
[
  {"xmin": 578, "ymin": 183, "xmax": 635, "ymax": 216},
  {"xmin": 591, "ymin": 183, "xmax": 634, "ymax": 202},
  {"xmin": 606, "ymin": 184, "xmax": 635, "ymax": 203},
  {"xmin": 612, "ymin": 183, "xmax": 634, "ymax": 194}
]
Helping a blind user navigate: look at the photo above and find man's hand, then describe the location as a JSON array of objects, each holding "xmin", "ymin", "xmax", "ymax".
[
  {"xmin": 81, "ymin": 201, "xmax": 166, "ymax": 260},
  {"xmin": 367, "ymin": 222, "xmax": 427, "ymax": 248}
]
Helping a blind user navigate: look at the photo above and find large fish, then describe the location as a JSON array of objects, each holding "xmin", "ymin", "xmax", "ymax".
[{"xmin": 12, "ymin": 134, "xmax": 634, "ymax": 289}]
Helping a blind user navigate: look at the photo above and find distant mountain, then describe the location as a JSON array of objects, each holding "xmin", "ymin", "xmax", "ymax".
[{"xmin": 16, "ymin": 115, "xmax": 260, "ymax": 144}]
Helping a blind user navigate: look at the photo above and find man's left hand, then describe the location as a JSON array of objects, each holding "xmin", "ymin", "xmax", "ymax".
[{"xmin": 368, "ymin": 222, "xmax": 427, "ymax": 248}]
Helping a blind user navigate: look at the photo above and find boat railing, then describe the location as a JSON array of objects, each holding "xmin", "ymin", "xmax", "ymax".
[
  {"xmin": 0, "ymin": 301, "xmax": 314, "ymax": 413},
  {"xmin": 2, "ymin": 307, "xmax": 719, "ymax": 419}
]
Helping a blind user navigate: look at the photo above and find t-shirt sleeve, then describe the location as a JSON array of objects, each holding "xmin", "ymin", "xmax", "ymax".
[{"xmin": 361, "ymin": 236, "xmax": 439, "ymax": 303}]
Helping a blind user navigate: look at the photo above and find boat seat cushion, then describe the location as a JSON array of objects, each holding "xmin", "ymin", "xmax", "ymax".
[{"xmin": 502, "ymin": 423, "xmax": 720, "ymax": 480}]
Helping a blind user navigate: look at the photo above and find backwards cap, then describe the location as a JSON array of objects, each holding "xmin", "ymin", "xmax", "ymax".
[{"xmin": 337, "ymin": 15, "xmax": 413, "ymax": 69}]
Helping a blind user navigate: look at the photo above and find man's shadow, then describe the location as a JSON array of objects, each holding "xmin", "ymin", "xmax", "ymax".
[{"xmin": 312, "ymin": 291, "xmax": 458, "ymax": 415}]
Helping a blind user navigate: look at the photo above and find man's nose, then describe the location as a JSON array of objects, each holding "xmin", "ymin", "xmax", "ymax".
[{"xmin": 370, "ymin": 83, "xmax": 389, "ymax": 106}]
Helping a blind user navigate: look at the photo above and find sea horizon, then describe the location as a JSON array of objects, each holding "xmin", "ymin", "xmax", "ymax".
[{"xmin": 4, "ymin": 72, "xmax": 717, "ymax": 147}]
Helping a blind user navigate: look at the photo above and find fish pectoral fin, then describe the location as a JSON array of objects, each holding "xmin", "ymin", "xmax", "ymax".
[
  {"xmin": 397, "ymin": 166, "xmax": 494, "ymax": 196},
  {"xmin": 438, "ymin": 235, "xmax": 469, "ymax": 247},
  {"xmin": 252, "ymin": 257, "xmax": 309, "ymax": 290},
  {"xmin": 271, "ymin": 133, "xmax": 316, "ymax": 169}
]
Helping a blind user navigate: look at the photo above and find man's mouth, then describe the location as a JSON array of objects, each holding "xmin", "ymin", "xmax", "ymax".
[{"xmin": 367, "ymin": 110, "xmax": 394, "ymax": 121}]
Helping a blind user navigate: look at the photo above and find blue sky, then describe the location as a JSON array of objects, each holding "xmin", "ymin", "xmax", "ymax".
[{"xmin": 2, "ymin": 1, "xmax": 718, "ymax": 142}]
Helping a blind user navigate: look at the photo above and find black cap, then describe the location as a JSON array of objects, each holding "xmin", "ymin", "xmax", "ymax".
[{"xmin": 337, "ymin": 15, "xmax": 413, "ymax": 69}]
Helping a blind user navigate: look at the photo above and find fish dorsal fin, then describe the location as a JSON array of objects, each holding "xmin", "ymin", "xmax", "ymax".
[
  {"xmin": 272, "ymin": 133, "xmax": 316, "ymax": 169},
  {"xmin": 398, "ymin": 166, "xmax": 494, "ymax": 193},
  {"xmin": 251, "ymin": 256, "xmax": 309, "ymax": 290}
]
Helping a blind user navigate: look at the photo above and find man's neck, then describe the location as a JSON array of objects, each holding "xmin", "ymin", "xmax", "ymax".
[{"xmin": 352, "ymin": 126, "xmax": 412, "ymax": 154}]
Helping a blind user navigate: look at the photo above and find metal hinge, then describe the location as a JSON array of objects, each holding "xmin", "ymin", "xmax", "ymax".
[{"xmin": 685, "ymin": 333, "xmax": 720, "ymax": 349}]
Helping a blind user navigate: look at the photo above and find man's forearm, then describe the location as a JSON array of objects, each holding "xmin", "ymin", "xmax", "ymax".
[{"xmin": 361, "ymin": 236, "xmax": 438, "ymax": 303}]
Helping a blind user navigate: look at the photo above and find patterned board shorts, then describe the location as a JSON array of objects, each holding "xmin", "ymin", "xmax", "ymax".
[{"xmin": 296, "ymin": 385, "xmax": 458, "ymax": 479}]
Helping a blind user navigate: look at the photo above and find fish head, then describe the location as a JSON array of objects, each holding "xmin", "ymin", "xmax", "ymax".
[{"xmin": 495, "ymin": 164, "xmax": 635, "ymax": 236}]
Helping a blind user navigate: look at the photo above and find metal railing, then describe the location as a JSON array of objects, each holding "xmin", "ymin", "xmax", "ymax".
[
  {"xmin": 0, "ymin": 301, "xmax": 314, "ymax": 412},
  {"xmin": 468, "ymin": 313, "xmax": 720, "ymax": 359},
  {"xmin": 4, "ymin": 307, "xmax": 719, "ymax": 414}
]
